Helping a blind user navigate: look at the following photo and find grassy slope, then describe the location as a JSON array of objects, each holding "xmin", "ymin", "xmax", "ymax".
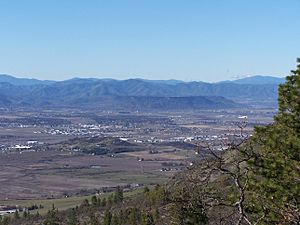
[{"xmin": 0, "ymin": 188, "xmax": 144, "ymax": 216}]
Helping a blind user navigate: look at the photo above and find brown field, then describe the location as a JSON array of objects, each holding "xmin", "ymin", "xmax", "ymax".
[
  {"xmin": 0, "ymin": 108, "xmax": 274, "ymax": 201},
  {"xmin": 181, "ymin": 125, "xmax": 211, "ymax": 128},
  {"xmin": 0, "ymin": 151, "xmax": 171, "ymax": 200},
  {"xmin": 0, "ymin": 127, "xmax": 70, "ymax": 145}
]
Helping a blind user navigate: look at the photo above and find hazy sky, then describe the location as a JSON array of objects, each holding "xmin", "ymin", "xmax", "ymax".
[{"xmin": 0, "ymin": 0, "xmax": 299, "ymax": 82}]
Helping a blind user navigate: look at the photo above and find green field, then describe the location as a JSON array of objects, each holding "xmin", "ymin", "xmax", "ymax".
[{"xmin": 0, "ymin": 188, "xmax": 144, "ymax": 216}]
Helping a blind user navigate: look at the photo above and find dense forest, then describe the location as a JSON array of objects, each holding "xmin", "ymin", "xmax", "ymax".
[{"xmin": 1, "ymin": 59, "xmax": 299, "ymax": 225}]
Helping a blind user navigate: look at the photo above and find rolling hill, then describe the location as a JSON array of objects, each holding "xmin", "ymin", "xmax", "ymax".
[{"xmin": 0, "ymin": 75, "xmax": 282, "ymax": 109}]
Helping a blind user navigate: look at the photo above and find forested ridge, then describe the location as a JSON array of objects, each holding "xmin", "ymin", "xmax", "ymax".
[{"xmin": 0, "ymin": 75, "xmax": 280, "ymax": 108}]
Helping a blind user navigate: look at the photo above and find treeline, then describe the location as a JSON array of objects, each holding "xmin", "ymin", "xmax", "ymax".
[
  {"xmin": 1, "ymin": 185, "xmax": 168, "ymax": 225},
  {"xmin": 3, "ymin": 182, "xmax": 208, "ymax": 224},
  {"xmin": 56, "ymin": 185, "xmax": 165, "ymax": 225}
]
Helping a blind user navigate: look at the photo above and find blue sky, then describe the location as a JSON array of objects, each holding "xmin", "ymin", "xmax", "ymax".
[{"xmin": 0, "ymin": 0, "xmax": 299, "ymax": 82}]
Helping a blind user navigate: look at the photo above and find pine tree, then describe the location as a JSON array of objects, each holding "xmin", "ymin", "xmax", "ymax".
[
  {"xmin": 91, "ymin": 195, "xmax": 98, "ymax": 206},
  {"xmin": 168, "ymin": 186, "xmax": 207, "ymax": 225},
  {"xmin": 97, "ymin": 197, "xmax": 102, "ymax": 206},
  {"xmin": 14, "ymin": 210, "xmax": 20, "ymax": 219},
  {"xmin": 43, "ymin": 204, "xmax": 59, "ymax": 225},
  {"xmin": 23, "ymin": 210, "xmax": 28, "ymax": 218},
  {"xmin": 248, "ymin": 58, "xmax": 300, "ymax": 224},
  {"xmin": 103, "ymin": 210, "xmax": 112, "ymax": 225},
  {"xmin": 107, "ymin": 194, "xmax": 114, "ymax": 206},
  {"xmin": 67, "ymin": 209, "xmax": 78, "ymax": 225},
  {"xmin": 115, "ymin": 186, "xmax": 123, "ymax": 203},
  {"xmin": 82, "ymin": 199, "xmax": 89, "ymax": 207},
  {"xmin": 143, "ymin": 186, "xmax": 150, "ymax": 194},
  {"xmin": 101, "ymin": 197, "xmax": 107, "ymax": 207}
]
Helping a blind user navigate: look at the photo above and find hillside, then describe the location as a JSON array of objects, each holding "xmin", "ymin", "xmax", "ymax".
[{"xmin": 0, "ymin": 75, "xmax": 281, "ymax": 109}]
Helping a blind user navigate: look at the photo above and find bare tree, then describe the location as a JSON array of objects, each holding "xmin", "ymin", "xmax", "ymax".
[{"xmin": 178, "ymin": 119, "xmax": 268, "ymax": 225}]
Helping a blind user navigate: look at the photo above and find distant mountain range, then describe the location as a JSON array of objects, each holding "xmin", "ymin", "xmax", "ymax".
[
  {"xmin": 0, "ymin": 74, "xmax": 284, "ymax": 110},
  {"xmin": 220, "ymin": 75, "xmax": 285, "ymax": 85},
  {"xmin": 0, "ymin": 74, "xmax": 55, "ymax": 86}
]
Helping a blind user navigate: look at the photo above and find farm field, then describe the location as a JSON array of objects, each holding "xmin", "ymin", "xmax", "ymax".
[
  {"xmin": 0, "ymin": 150, "xmax": 172, "ymax": 200},
  {"xmin": 0, "ymin": 108, "xmax": 274, "ymax": 202}
]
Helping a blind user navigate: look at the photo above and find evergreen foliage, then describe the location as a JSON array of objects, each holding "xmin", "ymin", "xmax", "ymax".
[
  {"xmin": 248, "ymin": 58, "xmax": 300, "ymax": 224},
  {"xmin": 67, "ymin": 209, "xmax": 78, "ymax": 225},
  {"xmin": 43, "ymin": 205, "xmax": 59, "ymax": 225}
]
